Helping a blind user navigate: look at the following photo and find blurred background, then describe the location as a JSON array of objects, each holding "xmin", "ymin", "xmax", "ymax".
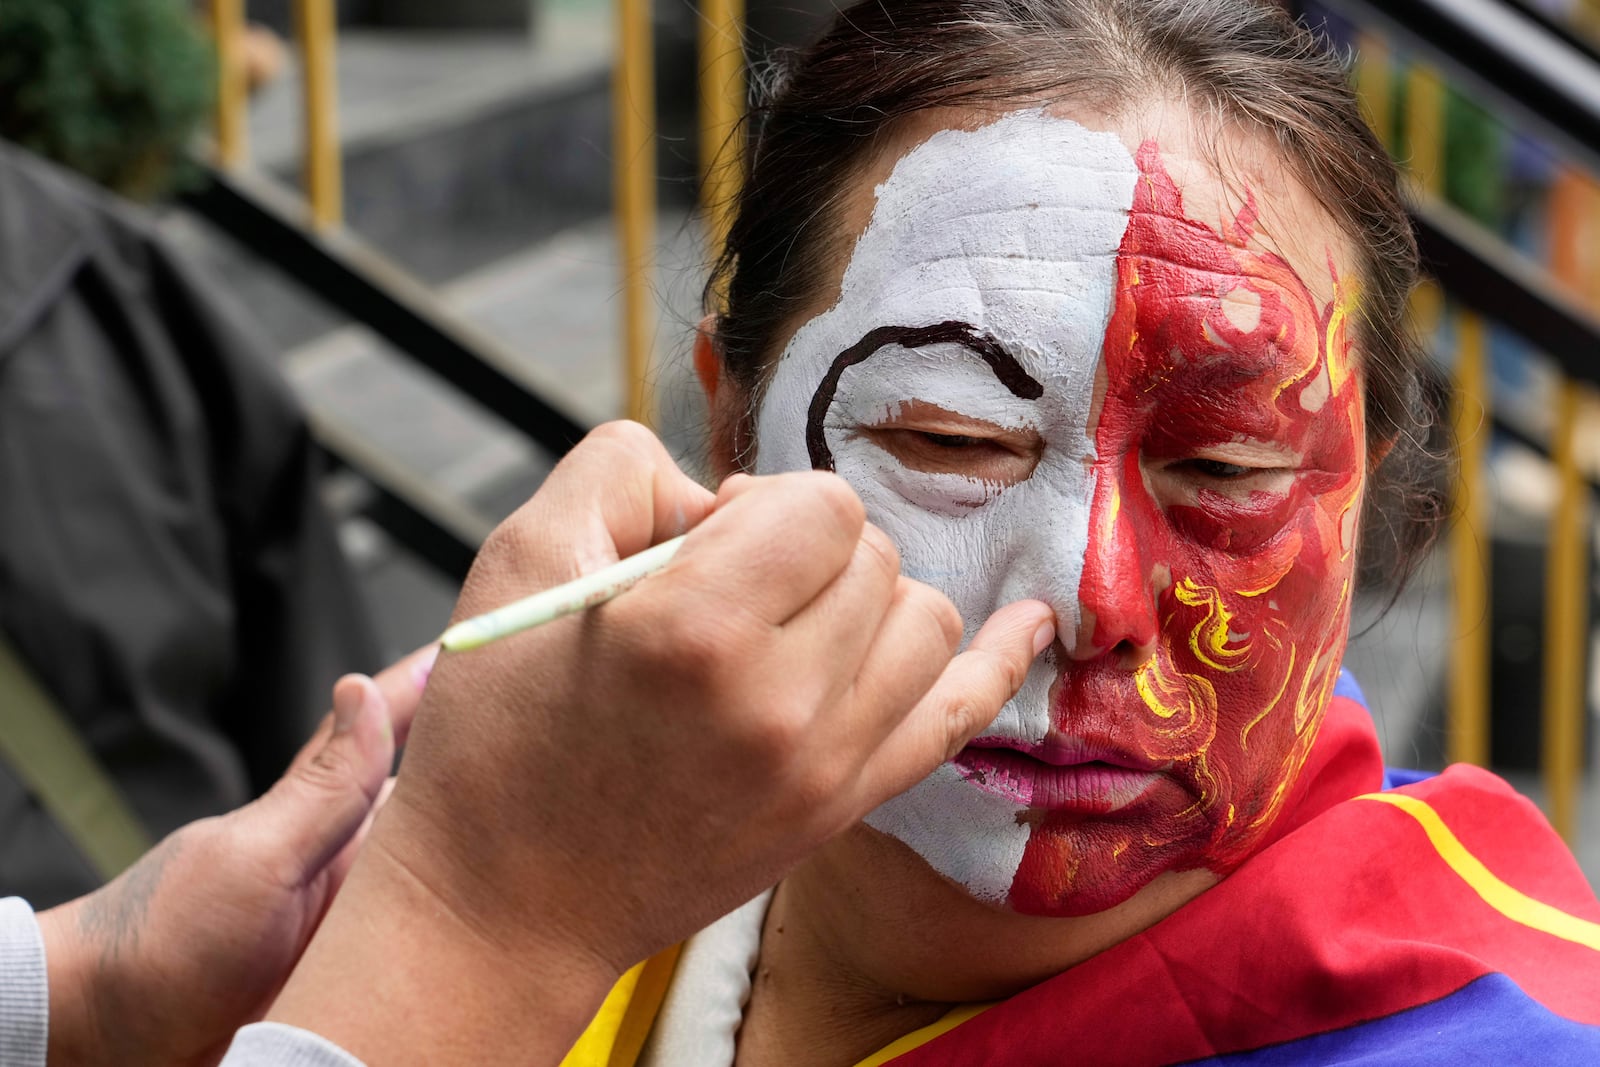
[{"xmin": 0, "ymin": 0, "xmax": 1597, "ymax": 900}]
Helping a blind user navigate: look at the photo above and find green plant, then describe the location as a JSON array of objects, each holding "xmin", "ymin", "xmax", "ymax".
[{"xmin": 0, "ymin": 0, "xmax": 213, "ymax": 199}]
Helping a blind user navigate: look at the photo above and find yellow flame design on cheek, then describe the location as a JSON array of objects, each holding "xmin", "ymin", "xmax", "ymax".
[
  {"xmin": 1133, "ymin": 645, "xmax": 1219, "ymax": 764},
  {"xmin": 1292, "ymin": 579, "xmax": 1351, "ymax": 734},
  {"xmin": 1324, "ymin": 276, "xmax": 1358, "ymax": 398},
  {"xmin": 1238, "ymin": 579, "xmax": 1353, "ymax": 838},
  {"xmin": 1175, "ymin": 579, "xmax": 1252, "ymax": 672},
  {"xmin": 1238, "ymin": 553, "xmax": 1296, "ymax": 599},
  {"xmin": 1239, "ymin": 636, "xmax": 1296, "ymax": 752},
  {"xmin": 1338, "ymin": 496, "xmax": 1360, "ymax": 563}
]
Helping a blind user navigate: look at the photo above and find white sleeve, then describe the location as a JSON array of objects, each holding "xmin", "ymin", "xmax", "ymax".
[
  {"xmin": 3, "ymin": 898, "xmax": 370, "ymax": 1067},
  {"xmin": 0, "ymin": 897, "xmax": 48, "ymax": 1067},
  {"xmin": 220, "ymin": 1022, "xmax": 370, "ymax": 1067}
]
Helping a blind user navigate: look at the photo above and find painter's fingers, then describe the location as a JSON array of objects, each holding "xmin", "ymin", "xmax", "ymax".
[
  {"xmin": 854, "ymin": 599, "xmax": 1054, "ymax": 807},
  {"xmin": 246, "ymin": 675, "xmax": 397, "ymax": 884},
  {"xmin": 660, "ymin": 470, "xmax": 867, "ymax": 629},
  {"xmin": 459, "ymin": 422, "xmax": 715, "ymax": 618},
  {"xmin": 823, "ymin": 576, "xmax": 963, "ymax": 758},
  {"xmin": 286, "ymin": 644, "xmax": 439, "ymax": 776},
  {"xmin": 758, "ymin": 520, "xmax": 902, "ymax": 711},
  {"xmin": 324, "ymin": 776, "xmax": 398, "ymax": 890},
  {"xmin": 368, "ymin": 643, "xmax": 440, "ymax": 749}
]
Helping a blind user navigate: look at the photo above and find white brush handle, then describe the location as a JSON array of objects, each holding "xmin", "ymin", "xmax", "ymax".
[{"xmin": 440, "ymin": 534, "xmax": 688, "ymax": 651}]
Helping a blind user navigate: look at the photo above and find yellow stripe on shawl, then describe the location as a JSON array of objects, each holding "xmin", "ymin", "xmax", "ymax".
[
  {"xmin": 559, "ymin": 944, "xmax": 991, "ymax": 1067},
  {"xmin": 560, "ymin": 944, "xmax": 683, "ymax": 1067},
  {"xmin": 1359, "ymin": 792, "xmax": 1600, "ymax": 952},
  {"xmin": 853, "ymin": 1003, "xmax": 996, "ymax": 1066}
]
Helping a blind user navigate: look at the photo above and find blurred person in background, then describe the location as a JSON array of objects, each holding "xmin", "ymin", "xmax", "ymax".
[{"xmin": 0, "ymin": 0, "xmax": 378, "ymax": 905}]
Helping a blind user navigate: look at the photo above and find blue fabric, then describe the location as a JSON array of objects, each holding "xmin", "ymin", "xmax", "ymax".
[
  {"xmin": 1382, "ymin": 765, "xmax": 1437, "ymax": 790},
  {"xmin": 1187, "ymin": 974, "xmax": 1600, "ymax": 1065},
  {"xmin": 1332, "ymin": 670, "xmax": 1366, "ymax": 706}
]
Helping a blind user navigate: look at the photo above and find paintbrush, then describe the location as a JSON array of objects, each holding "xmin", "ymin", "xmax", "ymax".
[{"xmin": 439, "ymin": 534, "xmax": 688, "ymax": 652}]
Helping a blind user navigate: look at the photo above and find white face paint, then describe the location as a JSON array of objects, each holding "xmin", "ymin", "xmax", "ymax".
[{"xmin": 754, "ymin": 110, "xmax": 1139, "ymax": 903}]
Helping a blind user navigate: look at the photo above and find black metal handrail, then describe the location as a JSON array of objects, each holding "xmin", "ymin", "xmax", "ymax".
[
  {"xmin": 1414, "ymin": 192, "xmax": 1600, "ymax": 390},
  {"xmin": 182, "ymin": 164, "xmax": 591, "ymax": 579},
  {"xmin": 1306, "ymin": 0, "xmax": 1600, "ymax": 180},
  {"xmin": 1500, "ymin": 0, "xmax": 1600, "ymax": 69},
  {"xmin": 1294, "ymin": 0, "xmax": 1600, "ymax": 397}
]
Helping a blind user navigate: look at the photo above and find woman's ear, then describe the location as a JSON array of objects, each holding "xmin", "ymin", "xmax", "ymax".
[
  {"xmin": 695, "ymin": 315, "xmax": 746, "ymax": 477},
  {"xmin": 1368, "ymin": 431, "xmax": 1399, "ymax": 472},
  {"xmin": 694, "ymin": 314, "xmax": 722, "ymax": 402}
]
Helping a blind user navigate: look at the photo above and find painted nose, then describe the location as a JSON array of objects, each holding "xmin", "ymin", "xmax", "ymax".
[{"xmin": 1069, "ymin": 457, "xmax": 1160, "ymax": 667}]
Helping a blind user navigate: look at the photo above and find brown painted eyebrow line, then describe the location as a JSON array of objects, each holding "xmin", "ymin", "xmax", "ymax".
[{"xmin": 805, "ymin": 321, "xmax": 1045, "ymax": 471}]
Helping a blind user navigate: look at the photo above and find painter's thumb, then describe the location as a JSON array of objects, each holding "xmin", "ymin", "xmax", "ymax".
[
  {"xmin": 860, "ymin": 600, "xmax": 1054, "ymax": 810},
  {"xmin": 933, "ymin": 600, "xmax": 1056, "ymax": 760},
  {"xmin": 244, "ymin": 674, "xmax": 396, "ymax": 880}
]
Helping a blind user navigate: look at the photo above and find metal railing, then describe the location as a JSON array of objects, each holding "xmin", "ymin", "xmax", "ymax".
[
  {"xmin": 615, "ymin": 0, "xmax": 657, "ymax": 424},
  {"xmin": 201, "ymin": 0, "xmax": 588, "ymax": 581},
  {"xmin": 698, "ymin": 0, "xmax": 746, "ymax": 284},
  {"xmin": 614, "ymin": 0, "xmax": 748, "ymax": 420},
  {"xmin": 1305, "ymin": 0, "xmax": 1600, "ymax": 843},
  {"xmin": 201, "ymin": 0, "xmax": 746, "ymax": 574}
]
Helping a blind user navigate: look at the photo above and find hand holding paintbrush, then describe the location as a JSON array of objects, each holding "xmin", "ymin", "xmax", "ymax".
[{"xmin": 267, "ymin": 423, "xmax": 1052, "ymax": 1063}]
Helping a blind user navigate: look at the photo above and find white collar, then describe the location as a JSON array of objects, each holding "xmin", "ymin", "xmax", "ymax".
[{"xmin": 639, "ymin": 891, "xmax": 773, "ymax": 1067}]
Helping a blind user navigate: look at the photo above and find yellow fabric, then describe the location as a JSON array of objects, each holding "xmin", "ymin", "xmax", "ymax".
[
  {"xmin": 572, "ymin": 792, "xmax": 1600, "ymax": 1066},
  {"xmin": 852, "ymin": 1003, "xmax": 996, "ymax": 1066},
  {"xmin": 559, "ymin": 943, "xmax": 986, "ymax": 1067},
  {"xmin": 561, "ymin": 945, "xmax": 682, "ymax": 1067},
  {"xmin": 1358, "ymin": 792, "xmax": 1600, "ymax": 952}
]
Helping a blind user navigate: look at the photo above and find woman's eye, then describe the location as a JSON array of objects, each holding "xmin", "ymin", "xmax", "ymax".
[
  {"xmin": 921, "ymin": 432, "xmax": 981, "ymax": 449},
  {"xmin": 861, "ymin": 425, "xmax": 1043, "ymax": 487},
  {"xmin": 1188, "ymin": 459, "xmax": 1256, "ymax": 479}
]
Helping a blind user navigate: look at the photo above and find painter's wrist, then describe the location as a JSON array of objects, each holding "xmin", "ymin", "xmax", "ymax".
[
  {"xmin": 37, "ymin": 897, "xmax": 111, "ymax": 1066},
  {"xmin": 374, "ymin": 781, "xmax": 650, "ymax": 981},
  {"xmin": 269, "ymin": 821, "xmax": 622, "ymax": 1062},
  {"xmin": 364, "ymin": 805, "xmax": 634, "ymax": 1049}
]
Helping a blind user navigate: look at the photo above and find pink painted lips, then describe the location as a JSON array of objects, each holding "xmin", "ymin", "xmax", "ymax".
[{"xmin": 953, "ymin": 737, "xmax": 1170, "ymax": 814}]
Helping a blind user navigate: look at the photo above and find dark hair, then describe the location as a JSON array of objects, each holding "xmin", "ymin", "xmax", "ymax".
[{"xmin": 704, "ymin": 0, "xmax": 1451, "ymax": 592}]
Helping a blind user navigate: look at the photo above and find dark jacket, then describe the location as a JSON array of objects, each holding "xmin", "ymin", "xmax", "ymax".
[{"xmin": 0, "ymin": 141, "xmax": 378, "ymax": 906}]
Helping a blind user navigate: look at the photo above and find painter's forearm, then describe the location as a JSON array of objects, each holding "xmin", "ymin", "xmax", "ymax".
[
  {"xmin": 33, "ymin": 896, "xmax": 112, "ymax": 1066},
  {"xmin": 265, "ymin": 841, "xmax": 618, "ymax": 1064}
]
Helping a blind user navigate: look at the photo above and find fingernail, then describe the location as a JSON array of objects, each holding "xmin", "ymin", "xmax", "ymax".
[
  {"xmin": 412, "ymin": 645, "xmax": 441, "ymax": 692},
  {"xmin": 332, "ymin": 677, "xmax": 365, "ymax": 735},
  {"xmin": 1032, "ymin": 620, "xmax": 1056, "ymax": 657}
]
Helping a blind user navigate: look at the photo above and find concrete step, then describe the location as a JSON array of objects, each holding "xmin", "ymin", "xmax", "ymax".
[
  {"xmin": 290, "ymin": 211, "xmax": 708, "ymax": 655},
  {"xmin": 247, "ymin": 8, "xmax": 621, "ymax": 284},
  {"xmin": 162, "ymin": 3, "xmax": 699, "ymax": 355}
]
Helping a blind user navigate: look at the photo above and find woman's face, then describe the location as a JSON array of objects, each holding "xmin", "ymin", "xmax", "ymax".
[{"xmin": 750, "ymin": 106, "xmax": 1365, "ymax": 917}]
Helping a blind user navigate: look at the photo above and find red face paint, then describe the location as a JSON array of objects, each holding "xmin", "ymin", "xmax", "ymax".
[{"xmin": 1009, "ymin": 143, "xmax": 1365, "ymax": 915}]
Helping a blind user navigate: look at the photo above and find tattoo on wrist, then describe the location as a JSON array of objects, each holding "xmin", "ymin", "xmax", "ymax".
[{"xmin": 77, "ymin": 831, "xmax": 182, "ymax": 967}]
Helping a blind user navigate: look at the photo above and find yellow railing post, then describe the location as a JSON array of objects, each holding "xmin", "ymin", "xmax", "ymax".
[
  {"xmin": 1354, "ymin": 33, "xmax": 1393, "ymax": 154},
  {"xmin": 699, "ymin": 0, "xmax": 746, "ymax": 272},
  {"xmin": 615, "ymin": 0, "xmax": 658, "ymax": 426},
  {"xmin": 1404, "ymin": 63, "xmax": 1446, "ymax": 195},
  {"xmin": 1406, "ymin": 62, "xmax": 1491, "ymax": 769},
  {"xmin": 1543, "ymin": 381, "xmax": 1589, "ymax": 843},
  {"xmin": 1449, "ymin": 308, "xmax": 1492, "ymax": 768},
  {"xmin": 297, "ymin": 0, "xmax": 344, "ymax": 231},
  {"xmin": 212, "ymin": 0, "xmax": 249, "ymax": 167}
]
